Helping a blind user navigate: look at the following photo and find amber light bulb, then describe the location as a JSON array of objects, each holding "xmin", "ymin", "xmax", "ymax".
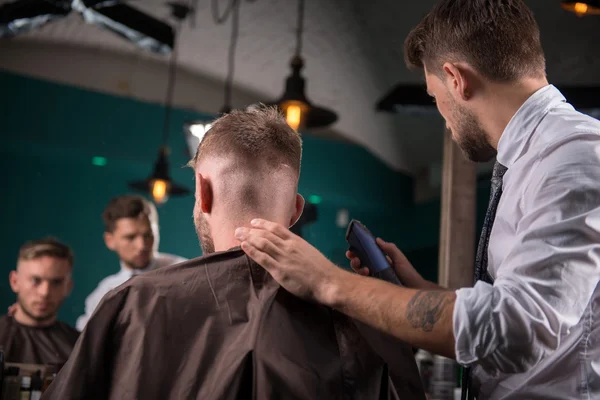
[
  {"xmin": 575, "ymin": 2, "xmax": 589, "ymax": 14},
  {"xmin": 282, "ymin": 100, "xmax": 309, "ymax": 131},
  {"xmin": 561, "ymin": 1, "xmax": 600, "ymax": 16},
  {"xmin": 151, "ymin": 179, "xmax": 169, "ymax": 204},
  {"xmin": 287, "ymin": 105, "xmax": 302, "ymax": 131}
]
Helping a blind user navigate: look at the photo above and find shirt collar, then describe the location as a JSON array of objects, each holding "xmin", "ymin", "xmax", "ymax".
[
  {"xmin": 120, "ymin": 255, "xmax": 157, "ymax": 276},
  {"xmin": 496, "ymin": 84, "xmax": 566, "ymax": 168}
]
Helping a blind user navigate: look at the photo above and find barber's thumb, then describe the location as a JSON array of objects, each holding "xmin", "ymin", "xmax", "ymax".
[{"xmin": 376, "ymin": 238, "xmax": 400, "ymax": 260}]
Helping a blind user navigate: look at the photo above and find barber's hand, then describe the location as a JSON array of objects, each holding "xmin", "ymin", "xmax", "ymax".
[
  {"xmin": 346, "ymin": 238, "xmax": 432, "ymax": 289},
  {"xmin": 7, "ymin": 303, "xmax": 17, "ymax": 317},
  {"xmin": 236, "ymin": 219, "xmax": 346, "ymax": 306}
]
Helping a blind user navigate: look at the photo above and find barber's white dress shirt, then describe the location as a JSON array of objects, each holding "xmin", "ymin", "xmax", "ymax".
[
  {"xmin": 75, "ymin": 252, "xmax": 187, "ymax": 331},
  {"xmin": 453, "ymin": 85, "xmax": 600, "ymax": 399}
]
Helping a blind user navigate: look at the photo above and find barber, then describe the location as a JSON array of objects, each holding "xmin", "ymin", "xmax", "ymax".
[
  {"xmin": 234, "ymin": 0, "xmax": 600, "ymax": 399},
  {"xmin": 75, "ymin": 195, "xmax": 186, "ymax": 331}
]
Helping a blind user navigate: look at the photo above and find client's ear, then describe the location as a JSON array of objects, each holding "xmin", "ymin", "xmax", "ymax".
[
  {"xmin": 104, "ymin": 232, "xmax": 116, "ymax": 251},
  {"xmin": 198, "ymin": 173, "xmax": 213, "ymax": 214},
  {"xmin": 289, "ymin": 194, "xmax": 305, "ymax": 228},
  {"xmin": 9, "ymin": 270, "xmax": 19, "ymax": 293}
]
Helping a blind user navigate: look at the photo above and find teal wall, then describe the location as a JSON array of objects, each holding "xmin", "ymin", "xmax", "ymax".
[
  {"xmin": 0, "ymin": 70, "xmax": 492, "ymax": 326},
  {"xmin": 0, "ymin": 70, "xmax": 436, "ymax": 325}
]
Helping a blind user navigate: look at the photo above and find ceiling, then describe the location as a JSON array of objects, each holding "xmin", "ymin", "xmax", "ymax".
[{"xmin": 1, "ymin": 0, "xmax": 600, "ymax": 175}]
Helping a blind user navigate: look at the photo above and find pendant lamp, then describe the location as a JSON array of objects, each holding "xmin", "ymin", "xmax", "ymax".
[
  {"xmin": 267, "ymin": 0, "xmax": 338, "ymax": 131},
  {"xmin": 128, "ymin": 146, "xmax": 190, "ymax": 204},
  {"xmin": 561, "ymin": 1, "xmax": 600, "ymax": 16},
  {"xmin": 128, "ymin": 3, "xmax": 191, "ymax": 205}
]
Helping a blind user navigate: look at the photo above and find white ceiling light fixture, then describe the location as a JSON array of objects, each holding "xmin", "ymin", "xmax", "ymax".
[
  {"xmin": 189, "ymin": 122, "xmax": 212, "ymax": 140},
  {"xmin": 183, "ymin": 121, "xmax": 212, "ymax": 159}
]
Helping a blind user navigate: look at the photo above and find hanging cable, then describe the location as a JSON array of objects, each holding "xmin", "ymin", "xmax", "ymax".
[
  {"xmin": 221, "ymin": 0, "xmax": 240, "ymax": 112},
  {"xmin": 190, "ymin": 0, "xmax": 199, "ymax": 28},
  {"xmin": 160, "ymin": 23, "xmax": 181, "ymax": 147},
  {"xmin": 211, "ymin": 0, "xmax": 237, "ymax": 25},
  {"xmin": 294, "ymin": 0, "xmax": 304, "ymax": 57},
  {"xmin": 161, "ymin": 1, "xmax": 193, "ymax": 147}
]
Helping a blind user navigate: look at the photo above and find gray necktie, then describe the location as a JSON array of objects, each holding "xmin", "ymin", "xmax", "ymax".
[
  {"xmin": 473, "ymin": 161, "xmax": 508, "ymax": 284},
  {"xmin": 462, "ymin": 160, "xmax": 508, "ymax": 400}
]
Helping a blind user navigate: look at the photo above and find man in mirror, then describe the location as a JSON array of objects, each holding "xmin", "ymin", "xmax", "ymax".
[
  {"xmin": 75, "ymin": 194, "xmax": 187, "ymax": 331},
  {"xmin": 0, "ymin": 237, "xmax": 79, "ymax": 366}
]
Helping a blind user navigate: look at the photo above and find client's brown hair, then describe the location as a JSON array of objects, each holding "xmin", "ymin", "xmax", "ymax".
[
  {"xmin": 18, "ymin": 237, "xmax": 74, "ymax": 268},
  {"xmin": 188, "ymin": 106, "xmax": 302, "ymax": 174}
]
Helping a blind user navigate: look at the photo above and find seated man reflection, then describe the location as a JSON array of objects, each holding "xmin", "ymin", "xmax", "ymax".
[
  {"xmin": 75, "ymin": 194, "xmax": 186, "ymax": 331},
  {"xmin": 44, "ymin": 107, "xmax": 425, "ymax": 399},
  {"xmin": 0, "ymin": 237, "xmax": 78, "ymax": 366}
]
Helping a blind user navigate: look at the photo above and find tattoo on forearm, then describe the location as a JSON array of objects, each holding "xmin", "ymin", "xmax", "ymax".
[{"xmin": 405, "ymin": 291, "xmax": 454, "ymax": 332}]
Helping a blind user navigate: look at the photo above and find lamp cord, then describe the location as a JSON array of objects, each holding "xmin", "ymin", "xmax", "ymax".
[
  {"xmin": 225, "ymin": 0, "xmax": 240, "ymax": 111},
  {"xmin": 294, "ymin": 0, "xmax": 304, "ymax": 57},
  {"xmin": 161, "ymin": 2, "xmax": 192, "ymax": 149},
  {"xmin": 161, "ymin": 30, "xmax": 179, "ymax": 148},
  {"xmin": 211, "ymin": 0, "xmax": 236, "ymax": 24},
  {"xmin": 211, "ymin": 0, "xmax": 242, "ymax": 112}
]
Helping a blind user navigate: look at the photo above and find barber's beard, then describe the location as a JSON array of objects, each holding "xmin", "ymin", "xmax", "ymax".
[
  {"xmin": 194, "ymin": 207, "xmax": 215, "ymax": 255},
  {"xmin": 452, "ymin": 101, "xmax": 497, "ymax": 163}
]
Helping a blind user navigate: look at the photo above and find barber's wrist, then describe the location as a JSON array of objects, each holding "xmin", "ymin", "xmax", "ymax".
[
  {"xmin": 409, "ymin": 275, "xmax": 438, "ymax": 290},
  {"xmin": 319, "ymin": 265, "xmax": 352, "ymax": 308},
  {"xmin": 403, "ymin": 269, "xmax": 442, "ymax": 290}
]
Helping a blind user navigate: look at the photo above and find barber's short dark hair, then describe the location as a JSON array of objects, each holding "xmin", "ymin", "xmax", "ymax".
[
  {"xmin": 404, "ymin": 0, "xmax": 546, "ymax": 81},
  {"xmin": 102, "ymin": 195, "xmax": 155, "ymax": 233},
  {"xmin": 188, "ymin": 105, "xmax": 302, "ymax": 174},
  {"xmin": 18, "ymin": 237, "xmax": 74, "ymax": 268}
]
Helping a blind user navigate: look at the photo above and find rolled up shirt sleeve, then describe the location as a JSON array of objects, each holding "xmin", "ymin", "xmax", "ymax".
[{"xmin": 453, "ymin": 147, "xmax": 600, "ymax": 375}]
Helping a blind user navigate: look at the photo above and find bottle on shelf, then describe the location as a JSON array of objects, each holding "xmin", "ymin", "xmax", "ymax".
[
  {"xmin": 30, "ymin": 370, "xmax": 43, "ymax": 400},
  {"xmin": 20, "ymin": 376, "xmax": 31, "ymax": 400},
  {"xmin": 430, "ymin": 354, "xmax": 459, "ymax": 400},
  {"xmin": 415, "ymin": 349, "xmax": 434, "ymax": 395}
]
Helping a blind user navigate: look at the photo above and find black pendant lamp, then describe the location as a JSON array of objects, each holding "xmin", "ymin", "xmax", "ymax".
[
  {"xmin": 561, "ymin": 1, "xmax": 600, "ymax": 15},
  {"xmin": 268, "ymin": 0, "xmax": 338, "ymax": 131},
  {"xmin": 128, "ymin": 3, "xmax": 191, "ymax": 205},
  {"xmin": 128, "ymin": 146, "xmax": 190, "ymax": 204}
]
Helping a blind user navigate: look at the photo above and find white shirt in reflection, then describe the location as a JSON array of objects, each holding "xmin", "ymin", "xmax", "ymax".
[{"xmin": 75, "ymin": 252, "xmax": 187, "ymax": 331}]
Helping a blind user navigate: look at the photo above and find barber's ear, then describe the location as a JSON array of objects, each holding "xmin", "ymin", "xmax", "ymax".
[
  {"xmin": 442, "ymin": 62, "xmax": 471, "ymax": 101},
  {"xmin": 9, "ymin": 270, "xmax": 18, "ymax": 293},
  {"xmin": 198, "ymin": 173, "xmax": 213, "ymax": 214},
  {"xmin": 289, "ymin": 194, "xmax": 305, "ymax": 228},
  {"xmin": 104, "ymin": 232, "xmax": 116, "ymax": 251}
]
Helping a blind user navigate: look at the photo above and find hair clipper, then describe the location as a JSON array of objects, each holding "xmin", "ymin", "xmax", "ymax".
[{"xmin": 345, "ymin": 219, "xmax": 402, "ymax": 286}]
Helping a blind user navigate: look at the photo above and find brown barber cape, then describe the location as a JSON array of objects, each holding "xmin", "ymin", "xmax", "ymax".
[
  {"xmin": 0, "ymin": 315, "xmax": 79, "ymax": 366},
  {"xmin": 43, "ymin": 249, "xmax": 425, "ymax": 400}
]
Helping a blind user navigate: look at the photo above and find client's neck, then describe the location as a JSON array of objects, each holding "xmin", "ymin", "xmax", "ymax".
[{"xmin": 211, "ymin": 216, "xmax": 288, "ymax": 253}]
